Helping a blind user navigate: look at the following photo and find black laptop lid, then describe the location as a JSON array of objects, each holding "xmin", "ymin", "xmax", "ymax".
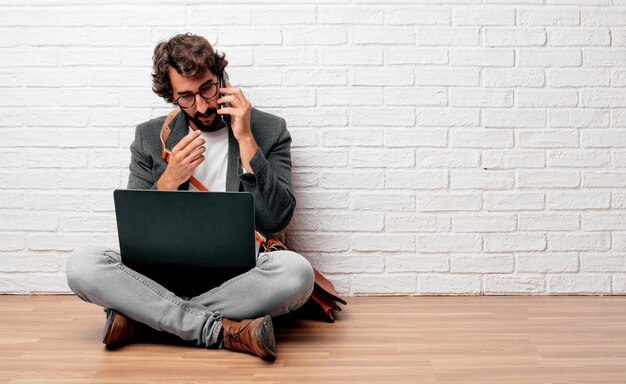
[{"xmin": 114, "ymin": 190, "xmax": 256, "ymax": 270}]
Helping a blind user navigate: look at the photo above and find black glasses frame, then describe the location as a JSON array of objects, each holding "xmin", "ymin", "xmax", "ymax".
[{"xmin": 173, "ymin": 83, "xmax": 219, "ymax": 109}]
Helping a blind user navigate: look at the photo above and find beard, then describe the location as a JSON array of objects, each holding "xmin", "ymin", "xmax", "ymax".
[{"xmin": 181, "ymin": 107, "xmax": 225, "ymax": 133}]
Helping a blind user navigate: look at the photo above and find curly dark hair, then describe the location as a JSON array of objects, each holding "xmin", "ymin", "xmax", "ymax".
[{"xmin": 152, "ymin": 33, "xmax": 228, "ymax": 103}]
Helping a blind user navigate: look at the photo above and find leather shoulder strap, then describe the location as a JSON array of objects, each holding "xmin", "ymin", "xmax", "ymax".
[{"xmin": 160, "ymin": 109, "xmax": 180, "ymax": 161}]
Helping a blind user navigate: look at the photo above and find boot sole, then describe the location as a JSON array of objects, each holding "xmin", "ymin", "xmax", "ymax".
[{"xmin": 258, "ymin": 315, "xmax": 277, "ymax": 361}]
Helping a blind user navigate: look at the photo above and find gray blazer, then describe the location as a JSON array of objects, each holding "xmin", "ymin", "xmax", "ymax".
[{"xmin": 127, "ymin": 107, "xmax": 296, "ymax": 238}]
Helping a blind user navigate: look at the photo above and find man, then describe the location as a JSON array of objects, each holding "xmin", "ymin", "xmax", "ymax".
[{"xmin": 66, "ymin": 33, "xmax": 315, "ymax": 361}]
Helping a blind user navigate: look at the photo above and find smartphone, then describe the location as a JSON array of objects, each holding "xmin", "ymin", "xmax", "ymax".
[{"xmin": 218, "ymin": 71, "xmax": 231, "ymax": 128}]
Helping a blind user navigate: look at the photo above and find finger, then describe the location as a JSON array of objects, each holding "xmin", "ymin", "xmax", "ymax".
[
  {"xmin": 172, "ymin": 129, "xmax": 202, "ymax": 153},
  {"xmin": 185, "ymin": 145, "xmax": 206, "ymax": 162},
  {"xmin": 217, "ymin": 95, "xmax": 236, "ymax": 105},
  {"xmin": 217, "ymin": 107, "xmax": 233, "ymax": 115},
  {"xmin": 219, "ymin": 80, "xmax": 240, "ymax": 95},
  {"xmin": 189, "ymin": 154, "xmax": 205, "ymax": 168},
  {"xmin": 177, "ymin": 137, "xmax": 205, "ymax": 158}
]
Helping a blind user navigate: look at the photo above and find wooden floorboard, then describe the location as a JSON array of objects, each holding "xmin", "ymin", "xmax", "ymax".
[{"xmin": 1, "ymin": 295, "xmax": 625, "ymax": 383}]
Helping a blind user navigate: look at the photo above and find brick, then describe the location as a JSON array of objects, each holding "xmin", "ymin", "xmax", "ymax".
[
  {"xmin": 483, "ymin": 69, "xmax": 545, "ymax": 87},
  {"xmin": 484, "ymin": 275, "xmax": 546, "ymax": 294},
  {"xmin": 612, "ymin": 192, "xmax": 626, "ymax": 209},
  {"xmin": 352, "ymin": 274, "xmax": 416, "ymax": 295},
  {"xmin": 418, "ymin": 234, "xmax": 481, "ymax": 253},
  {"xmin": 385, "ymin": 47, "xmax": 448, "ymax": 65},
  {"xmin": 580, "ymin": 89, "xmax": 626, "ymax": 108},
  {"xmin": 450, "ymin": 48, "xmax": 514, "ymax": 67},
  {"xmin": 289, "ymin": 232, "xmax": 352, "ymax": 253},
  {"xmin": 60, "ymin": 7, "xmax": 123, "ymax": 26},
  {"xmin": 318, "ymin": 7, "xmax": 384, "ymax": 25},
  {"xmin": 418, "ymin": 193, "xmax": 482, "ymax": 212},
  {"xmin": 350, "ymin": 192, "xmax": 415, "ymax": 212},
  {"xmin": 549, "ymin": 68, "xmax": 611, "ymax": 87},
  {"xmin": 0, "ymin": 212, "xmax": 57, "ymax": 231},
  {"xmin": 483, "ymin": 109, "xmax": 546, "ymax": 128},
  {"xmin": 483, "ymin": 27, "xmax": 546, "ymax": 46},
  {"xmin": 450, "ymin": 89, "xmax": 513, "ymax": 107},
  {"xmin": 386, "ymin": 171, "xmax": 448, "ymax": 190},
  {"xmin": 415, "ymin": 68, "xmax": 479, "ymax": 86},
  {"xmin": 548, "ymin": 28, "xmax": 610, "ymax": 46},
  {"xmin": 27, "ymin": 234, "xmax": 89, "ymax": 251},
  {"xmin": 353, "ymin": 28, "xmax": 415, "ymax": 45},
  {"xmin": 418, "ymin": 108, "xmax": 479, "ymax": 127},
  {"xmin": 384, "ymin": 87, "xmax": 447, "ymax": 107},
  {"xmin": 386, "ymin": 254, "xmax": 449, "ymax": 273},
  {"xmin": 385, "ymin": 128, "xmax": 447, "ymax": 147},
  {"xmin": 284, "ymin": 69, "xmax": 348, "ymax": 86},
  {"xmin": 188, "ymin": 7, "xmax": 251, "ymax": 25},
  {"xmin": 386, "ymin": 7, "xmax": 451, "ymax": 25},
  {"xmin": 584, "ymin": 48, "xmax": 626, "ymax": 67},
  {"xmin": 124, "ymin": 7, "xmax": 186, "ymax": 26},
  {"xmin": 517, "ymin": 90, "xmax": 578, "ymax": 108},
  {"xmin": 452, "ymin": 214, "xmax": 516, "ymax": 233},
  {"xmin": 449, "ymin": 130, "xmax": 513, "ymax": 148},
  {"xmin": 519, "ymin": 130, "xmax": 578, "ymax": 149},
  {"xmin": 308, "ymin": 253, "xmax": 384, "ymax": 274},
  {"xmin": 320, "ymin": 171, "xmax": 385, "ymax": 189},
  {"xmin": 484, "ymin": 192, "xmax": 545, "ymax": 211},
  {"xmin": 549, "ymin": 275, "xmax": 611, "ymax": 294},
  {"xmin": 0, "ymin": 234, "xmax": 26, "ymax": 251},
  {"xmin": 292, "ymin": 150, "xmax": 348, "ymax": 169},
  {"xmin": 59, "ymin": 213, "xmax": 116, "ymax": 232},
  {"xmin": 583, "ymin": 172, "xmax": 626, "ymax": 187},
  {"xmin": 219, "ymin": 28, "xmax": 282, "ymax": 46},
  {"xmin": 419, "ymin": 150, "xmax": 480, "ymax": 168},
  {"xmin": 255, "ymin": 47, "xmax": 316, "ymax": 66},
  {"xmin": 0, "ymin": 8, "xmax": 58, "ymax": 26},
  {"xmin": 418, "ymin": 27, "xmax": 479, "ymax": 46},
  {"xmin": 250, "ymin": 7, "xmax": 315, "ymax": 25},
  {"xmin": 59, "ymin": 48, "xmax": 120, "ymax": 66},
  {"xmin": 351, "ymin": 108, "xmax": 415, "ymax": 127},
  {"xmin": 450, "ymin": 254, "xmax": 514, "ymax": 273},
  {"xmin": 26, "ymin": 149, "xmax": 88, "ymax": 168},
  {"xmin": 321, "ymin": 128, "xmax": 382, "ymax": 147},
  {"xmin": 352, "ymin": 234, "xmax": 415, "ymax": 252},
  {"xmin": 450, "ymin": 170, "xmax": 514, "ymax": 190},
  {"xmin": 518, "ymin": 49, "xmax": 581, "ymax": 67},
  {"xmin": 320, "ymin": 87, "xmax": 381, "ymax": 106},
  {"xmin": 550, "ymin": 233, "xmax": 609, "ymax": 251},
  {"xmin": 518, "ymin": 7, "xmax": 579, "ymax": 26},
  {"xmin": 0, "ymin": 254, "xmax": 60, "ymax": 273},
  {"xmin": 546, "ymin": 150, "xmax": 611, "ymax": 167},
  {"xmin": 351, "ymin": 149, "xmax": 414, "ymax": 168},
  {"xmin": 549, "ymin": 109, "xmax": 609, "ymax": 128},
  {"xmin": 519, "ymin": 170, "xmax": 580, "ymax": 188},
  {"xmin": 614, "ymin": 70, "xmax": 626, "ymax": 87},
  {"xmin": 582, "ymin": 213, "xmax": 626, "ymax": 230},
  {"xmin": 547, "ymin": 191, "xmax": 610, "ymax": 210},
  {"xmin": 484, "ymin": 233, "xmax": 546, "ymax": 252},
  {"xmin": 278, "ymin": 108, "xmax": 347, "ymax": 127},
  {"xmin": 452, "ymin": 7, "xmax": 515, "ymax": 26},
  {"xmin": 352, "ymin": 68, "xmax": 415, "ymax": 86},
  {"xmin": 516, "ymin": 253, "xmax": 579, "ymax": 273},
  {"xmin": 483, "ymin": 150, "xmax": 545, "ymax": 169},
  {"xmin": 319, "ymin": 47, "xmax": 382, "ymax": 65},
  {"xmin": 385, "ymin": 214, "xmax": 450, "ymax": 233},
  {"xmin": 582, "ymin": 8, "xmax": 626, "ymax": 26},
  {"xmin": 419, "ymin": 274, "xmax": 482, "ymax": 294},
  {"xmin": 283, "ymin": 27, "xmax": 347, "ymax": 46},
  {"xmin": 291, "ymin": 212, "xmax": 383, "ymax": 232},
  {"xmin": 581, "ymin": 254, "xmax": 626, "ymax": 272},
  {"xmin": 248, "ymin": 88, "xmax": 315, "ymax": 108}
]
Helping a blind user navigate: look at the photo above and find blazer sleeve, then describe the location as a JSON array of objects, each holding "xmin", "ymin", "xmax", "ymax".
[
  {"xmin": 127, "ymin": 123, "xmax": 158, "ymax": 190},
  {"xmin": 239, "ymin": 118, "xmax": 296, "ymax": 234}
]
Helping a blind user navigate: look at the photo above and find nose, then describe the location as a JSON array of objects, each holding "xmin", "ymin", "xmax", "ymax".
[{"xmin": 195, "ymin": 93, "xmax": 209, "ymax": 114}]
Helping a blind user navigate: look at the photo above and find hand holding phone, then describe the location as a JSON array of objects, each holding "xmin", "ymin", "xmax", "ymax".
[{"xmin": 218, "ymin": 71, "xmax": 231, "ymax": 128}]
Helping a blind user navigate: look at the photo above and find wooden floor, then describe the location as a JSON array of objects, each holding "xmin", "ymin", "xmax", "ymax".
[{"xmin": 1, "ymin": 295, "xmax": 626, "ymax": 384}]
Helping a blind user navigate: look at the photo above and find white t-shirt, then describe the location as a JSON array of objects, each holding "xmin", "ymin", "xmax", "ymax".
[{"xmin": 188, "ymin": 126, "xmax": 228, "ymax": 192}]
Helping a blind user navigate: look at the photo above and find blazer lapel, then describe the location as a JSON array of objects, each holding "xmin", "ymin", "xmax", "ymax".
[
  {"xmin": 164, "ymin": 111, "xmax": 188, "ymax": 153},
  {"xmin": 225, "ymin": 127, "xmax": 240, "ymax": 192}
]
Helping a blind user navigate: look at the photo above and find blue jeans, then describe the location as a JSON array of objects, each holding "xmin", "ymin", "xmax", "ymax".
[{"xmin": 66, "ymin": 246, "xmax": 315, "ymax": 348}]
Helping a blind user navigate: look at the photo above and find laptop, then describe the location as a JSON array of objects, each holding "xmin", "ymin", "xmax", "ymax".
[{"xmin": 113, "ymin": 190, "xmax": 258, "ymax": 296}]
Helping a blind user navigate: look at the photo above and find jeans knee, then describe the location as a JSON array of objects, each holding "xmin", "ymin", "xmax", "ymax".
[
  {"xmin": 280, "ymin": 251, "xmax": 315, "ymax": 301},
  {"xmin": 66, "ymin": 245, "xmax": 112, "ymax": 297}
]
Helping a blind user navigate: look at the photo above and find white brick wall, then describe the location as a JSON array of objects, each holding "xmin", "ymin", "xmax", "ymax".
[{"xmin": 1, "ymin": 0, "xmax": 626, "ymax": 295}]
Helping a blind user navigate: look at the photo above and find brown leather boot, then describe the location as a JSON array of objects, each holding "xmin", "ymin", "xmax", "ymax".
[
  {"xmin": 221, "ymin": 315, "xmax": 276, "ymax": 361},
  {"xmin": 102, "ymin": 309, "xmax": 146, "ymax": 349}
]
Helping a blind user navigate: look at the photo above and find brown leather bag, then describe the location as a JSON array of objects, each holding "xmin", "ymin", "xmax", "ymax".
[{"xmin": 159, "ymin": 109, "xmax": 346, "ymax": 322}]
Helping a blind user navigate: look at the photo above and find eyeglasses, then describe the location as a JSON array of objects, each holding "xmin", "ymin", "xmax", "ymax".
[{"xmin": 173, "ymin": 82, "xmax": 219, "ymax": 109}]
